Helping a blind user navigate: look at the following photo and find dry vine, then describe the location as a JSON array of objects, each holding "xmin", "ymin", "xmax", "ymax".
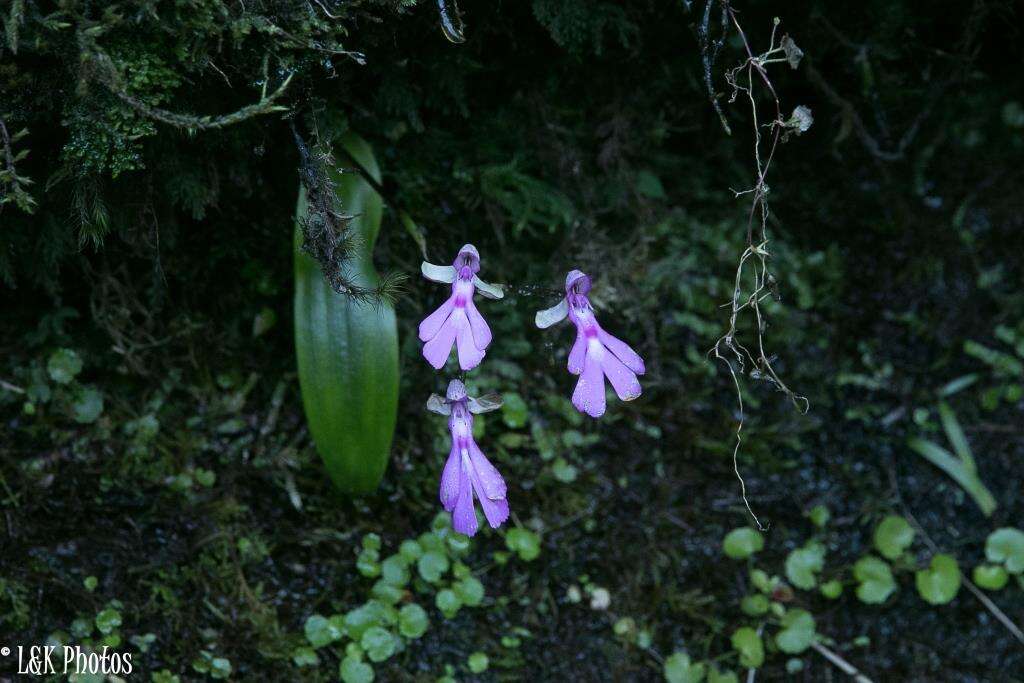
[{"xmin": 698, "ymin": 2, "xmax": 812, "ymax": 530}]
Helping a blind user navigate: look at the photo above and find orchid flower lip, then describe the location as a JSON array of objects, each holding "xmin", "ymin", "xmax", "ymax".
[
  {"xmin": 456, "ymin": 243, "xmax": 481, "ymax": 273},
  {"xmin": 565, "ymin": 269, "xmax": 591, "ymax": 296}
]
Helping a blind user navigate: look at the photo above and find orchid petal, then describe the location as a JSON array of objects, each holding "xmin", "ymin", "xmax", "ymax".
[
  {"xmin": 455, "ymin": 313, "xmax": 486, "ymax": 370},
  {"xmin": 467, "ymin": 392, "xmax": 503, "ymax": 414},
  {"xmin": 421, "ymin": 261, "xmax": 457, "ymax": 284},
  {"xmin": 535, "ymin": 299, "xmax": 569, "ymax": 329},
  {"xmin": 426, "ymin": 393, "xmax": 451, "ymax": 415},
  {"xmin": 439, "ymin": 444, "xmax": 460, "ymax": 510},
  {"xmin": 598, "ymin": 327, "xmax": 645, "ymax": 375},
  {"xmin": 419, "ymin": 295, "xmax": 456, "ymax": 342},
  {"xmin": 472, "ymin": 276, "xmax": 504, "ymax": 300},
  {"xmin": 422, "ymin": 316, "xmax": 458, "ymax": 369},
  {"xmin": 572, "ymin": 350, "xmax": 606, "ymax": 418},
  {"xmin": 452, "ymin": 467, "xmax": 478, "ymax": 536},
  {"xmin": 464, "ymin": 297, "xmax": 493, "ymax": 349},
  {"xmin": 601, "ymin": 349, "xmax": 642, "ymax": 401},
  {"xmin": 468, "ymin": 440, "xmax": 507, "ymax": 500},
  {"xmin": 568, "ymin": 329, "xmax": 587, "ymax": 375}
]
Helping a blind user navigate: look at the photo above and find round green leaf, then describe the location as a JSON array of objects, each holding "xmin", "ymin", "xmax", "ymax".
[
  {"xmin": 398, "ymin": 603, "xmax": 429, "ymax": 639},
  {"xmin": 663, "ymin": 652, "xmax": 706, "ymax": 683},
  {"xmin": 873, "ymin": 515, "xmax": 915, "ymax": 560},
  {"xmin": 467, "ymin": 651, "xmax": 489, "ymax": 674},
  {"xmin": 436, "ymin": 588, "xmax": 462, "ymax": 618},
  {"xmin": 730, "ymin": 627, "xmax": 764, "ymax": 668},
  {"xmin": 784, "ymin": 544, "xmax": 825, "ymax": 590},
  {"xmin": 915, "ymin": 554, "xmax": 961, "ymax": 605},
  {"xmin": 853, "ymin": 556, "xmax": 896, "ymax": 604},
  {"xmin": 807, "ymin": 505, "xmax": 830, "ymax": 528},
  {"xmin": 417, "ymin": 551, "xmax": 450, "ymax": 583},
  {"xmin": 740, "ymin": 594, "xmax": 769, "ymax": 616},
  {"xmin": 304, "ymin": 614, "xmax": 342, "ymax": 648},
  {"xmin": 72, "ymin": 386, "xmax": 104, "ymax": 424},
  {"xmin": 339, "ymin": 656, "xmax": 374, "ymax": 683},
  {"xmin": 505, "ymin": 527, "xmax": 541, "ymax": 561},
  {"xmin": 819, "ymin": 580, "xmax": 843, "ymax": 600},
  {"xmin": 501, "ymin": 392, "xmax": 528, "ymax": 428},
  {"xmin": 371, "ymin": 580, "xmax": 404, "ymax": 605},
  {"xmin": 399, "ymin": 539, "xmax": 423, "ymax": 562},
  {"xmin": 292, "ymin": 646, "xmax": 319, "ymax": 667},
  {"xmin": 47, "ymin": 348, "xmax": 83, "ymax": 384},
  {"xmin": 985, "ymin": 528, "xmax": 1024, "ymax": 573},
  {"xmin": 454, "ymin": 576, "xmax": 485, "ymax": 607},
  {"xmin": 775, "ymin": 609, "xmax": 816, "ymax": 654},
  {"xmin": 973, "ymin": 564, "xmax": 1009, "ymax": 591},
  {"xmin": 361, "ymin": 626, "xmax": 397, "ymax": 662},
  {"xmin": 95, "ymin": 608, "xmax": 122, "ymax": 635},
  {"xmin": 722, "ymin": 527, "xmax": 764, "ymax": 560},
  {"xmin": 344, "ymin": 602, "xmax": 386, "ymax": 641},
  {"xmin": 380, "ymin": 555, "xmax": 410, "ymax": 587},
  {"xmin": 707, "ymin": 666, "xmax": 739, "ymax": 683}
]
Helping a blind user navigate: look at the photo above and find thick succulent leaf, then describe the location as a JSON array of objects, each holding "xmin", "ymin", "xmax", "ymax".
[{"xmin": 294, "ymin": 131, "xmax": 398, "ymax": 494}]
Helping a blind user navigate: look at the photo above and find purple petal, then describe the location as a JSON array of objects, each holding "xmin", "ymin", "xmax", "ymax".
[
  {"xmin": 439, "ymin": 443, "xmax": 460, "ymax": 510},
  {"xmin": 419, "ymin": 294, "xmax": 456, "ymax": 342},
  {"xmin": 464, "ymin": 297, "xmax": 493, "ymax": 349},
  {"xmin": 572, "ymin": 349, "xmax": 606, "ymax": 418},
  {"xmin": 567, "ymin": 329, "xmax": 586, "ymax": 375},
  {"xmin": 468, "ymin": 440, "xmax": 507, "ymax": 500},
  {"xmin": 452, "ymin": 467, "xmax": 479, "ymax": 536},
  {"xmin": 474, "ymin": 488, "xmax": 509, "ymax": 530},
  {"xmin": 598, "ymin": 327, "xmax": 645, "ymax": 375},
  {"xmin": 455, "ymin": 315, "xmax": 486, "ymax": 370},
  {"xmin": 601, "ymin": 349, "xmax": 642, "ymax": 401},
  {"xmin": 422, "ymin": 316, "xmax": 458, "ymax": 369}
]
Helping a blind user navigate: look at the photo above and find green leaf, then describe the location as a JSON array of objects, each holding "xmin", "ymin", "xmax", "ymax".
[
  {"xmin": 663, "ymin": 652, "xmax": 706, "ymax": 683},
  {"xmin": 740, "ymin": 594, "xmax": 769, "ymax": 616},
  {"xmin": 417, "ymin": 551, "xmax": 450, "ymax": 583},
  {"xmin": 398, "ymin": 603, "xmax": 429, "ymax": 639},
  {"xmin": 636, "ymin": 170, "xmax": 667, "ymax": 199},
  {"xmin": 501, "ymin": 392, "xmax": 528, "ymax": 428},
  {"xmin": 873, "ymin": 515, "xmax": 915, "ymax": 560},
  {"xmin": 371, "ymin": 581, "xmax": 404, "ymax": 605},
  {"xmin": 707, "ymin": 666, "xmax": 739, "ymax": 683},
  {"xmin": 47, "ymin": 348, "xmax": 83, "ymax": 384},
  {"xmin": 436, "ymin": 588, "xmax": 462, "ymax": 618},
  {"xmin": 722, "ymin": 527, "xmax": 764, "ymax": 560},
  {"xmin": 775, "ymin": 609, "xmax": 816, "ymax": 654},
  {"xmin": 785, "ymin": 544, "xmax": 825, "ymax": 590},
  {"xmin": 399, "ymin": 539, "xmax": 423, "ymax": 563},
  {"xmin": 454, "ymin": 576, "xmax": 485, "ymax": 607},
  {"xmin": 908, "ymin": 437, "xmax": 996, "ymax": 517},
  {"xmin": 985, "ymin": 528, "xmax": 1024, "ymax": 573},
  {"xmin": 292, "ymin": 646, "xmax": 319, "ymax": 667},
  {"xmin": 467, "ymin": 652, "xmax": 489, "ymax": 674},
  {"xmin": 973, "ymin": 565, "xmax": 1009, "ymax": 590},
  {"xmin": 294, "ymin": 131, "xmax": 398, "ymax": 494},
  {"xmin": 95, "ymin": 608, "xmax": 121, "ymax": 635},
  {"xmin": 819, "ymin": 580, "xmax": 843, "ymax": 600},
  {"xmin": 853, "ymin": 556, "xmax": 897, "ymax": 604},
  {"xmin": 344, "ymin": 602, "xmax": 386, "ymax": 641},
  {"xmin": 304, "ymin": 614, "xmax": 342, "ymax": 648},
  {"xmin": 380, "ymin": 555, "xmax": 410, "ymax": 587},
  {"xmin": 915, "ymin": 554, "xmax": 961, "ymax": 605},
  {"xmin": 339, "ymin": 656, "xmax": 375, "ymax": 683},
  {"xmin": 552, "ymin": 457, "xmax": 578, "ymax": 483},
  {"xmin": 807, "ymin": 505, "xmax": 830, "ymax": 528},
  {"xmin": 360, "ymin": 626, "xmax": 397, "ymax": 662},
  {"xmin": 505, "ymin": 527, "xmax": 541, "ymax": 561},
  {"xmin": 72, "ymin": 386, "xmax": 104, "ymax": 424},
  {"xmin": 730, "ymin": 627, "xmax": 764, "ymax": 668}
]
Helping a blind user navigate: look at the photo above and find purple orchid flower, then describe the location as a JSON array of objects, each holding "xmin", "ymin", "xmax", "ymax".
[
  {"xmin": 426, "ymin": 380, "xmax": 509, "ymax": 537},
  {"xmin": 535, "ymin": 270, "xmax": 645, "ymax": 418},
  {"xmin": 419, "ymin": 244, "xmax": 504, "ymax": 371}
]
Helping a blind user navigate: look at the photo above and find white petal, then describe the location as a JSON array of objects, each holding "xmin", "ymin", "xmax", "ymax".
[
  {"xmin": 472, "ymin": 276, "xmax": 504, "ymax": 299},
  {"xmin": 422, "ymin": 262, "xmax": 457, "ymax": 284},
  {"xmin": 426, "ymin": 393, "xmax": 451, "ymax": 415},
  {"xmin": 468, "ymin": 392, "xmax": 503, "ymax": 414},
  {"xmin": 535, "ymin": 299, "xmax": 569, "ymax": 329}
]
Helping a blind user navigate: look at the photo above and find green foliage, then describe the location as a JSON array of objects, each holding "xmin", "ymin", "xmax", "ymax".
[
  {"xmin": 853, "ymin": 556, "xmax": 897, "ymax": 604},
  {"xmin": 985, "ymin": 528, "xmax": 1024, "ymax": 574},
  {"xmin": 915, "ymin": 554, "xmax": 962, "ymax": 605},
  {"xmin": 873, "ymin": 516, "xmax": 915, "ymax": 560},
  {"xmin": 722, "ymin": 527, "xmax": 764, "ymax": 560},
  {"xmin": 730, "ymin": 627, "xmax": 764, "ymax": 669},
  {"xmin": 784, "ymin": 543, "xmax": 825, "ymax": 590},
  {"xmin": 294, "ymin": 131, "xmax": 399, "ymax": 494},
  {"xmin": 774, "ymin": 609, "xmax": 816, "ymax": 655},
  {"xmin": 505, "ymin": 527, "xmax": 542, "ymax": 561},
  {"xmin": 664, "ymin": 652, "xmax": 706, "ymax": 683}
]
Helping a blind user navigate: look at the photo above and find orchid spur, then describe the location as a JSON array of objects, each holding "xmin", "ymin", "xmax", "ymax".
[
  {"xmin": 426, "ymin": 380, "xmax": 509, "ymax": 537},
  {"xmin": 419, "ymin": 244, "xmax": 504, "ymax": 371},
  {"xmin": 536, "ymin": 270, "xmax": 645, "ymax": 418}
]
